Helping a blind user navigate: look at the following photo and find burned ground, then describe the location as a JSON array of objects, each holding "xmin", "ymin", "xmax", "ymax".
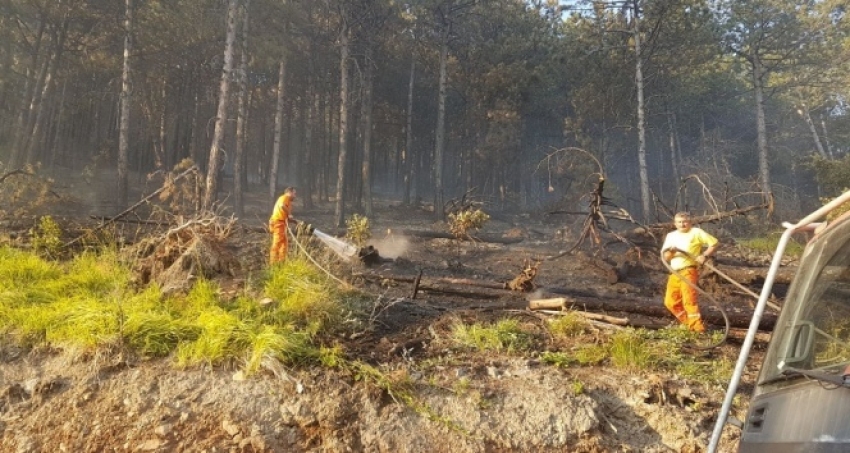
[{"xmin": 0, "ymin": 178, "xmax": 782, "ymax": 452}]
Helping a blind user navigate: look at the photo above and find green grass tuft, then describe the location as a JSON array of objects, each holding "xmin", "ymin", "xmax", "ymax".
[
  {"xmin": 244, "ymin": 324, "xmax": 313, "ymax": 374},
  {"xmin": 0, "ymin": 246, "xmax": 62, "ymax": 290},
  {"xmin": 451, "ymin": 318, "xmax": 533, "ymax": 352},
  {"xmin": 263, "ymin": 258, "xmax": 343, "ymax": 332},
  {"xmin": 609, "ymin": 329, "xmax": 658, "ymax": 370},
  {"xmin": 547, "ymin": 312, "xmax": 588, "ymax": 338},
  {"xmin": 174, "ymin": 309, "xmax": 251, "ymax": 368}
]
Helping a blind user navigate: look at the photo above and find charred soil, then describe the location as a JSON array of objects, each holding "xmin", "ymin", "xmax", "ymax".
[{"xmin": 0, "ymin": 180, "xmax": 781, "ymax": 453}]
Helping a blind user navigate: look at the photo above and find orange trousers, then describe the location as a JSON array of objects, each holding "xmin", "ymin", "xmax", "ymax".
[
  {"xmin": 269, "ymin": 222, "xmax": 288, "ymax": 264},
  {"xmin": 664, "ymin": 267, "xmax": 705, "ymax": 332}
]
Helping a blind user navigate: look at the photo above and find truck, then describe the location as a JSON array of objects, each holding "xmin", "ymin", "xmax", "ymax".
[{"xmin": 707, "ymin": 190, "xmax": 850, "ymax": 453}]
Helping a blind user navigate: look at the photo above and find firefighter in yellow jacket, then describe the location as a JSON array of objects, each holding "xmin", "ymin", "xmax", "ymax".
[
  {"xmin": 661, "ymin": 212, "xmax": 719, "ymax": 332},
  {"xmin": 269, "ymin": 187, "xmax": 296, "ymax": 264}
]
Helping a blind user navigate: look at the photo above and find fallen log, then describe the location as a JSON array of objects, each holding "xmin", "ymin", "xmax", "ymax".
[
  {"xmin": 356, "ymin": 272, "xmax": 776, "ymax": 331},
  {"xmin": 529, "ymin": 297, "xmax": 571, "ymax": 310},
  {"xmin": 541, "ymin": 290, "xmax": 776, "ymax": 331},
  {"xmin": 356, "ymin": 273, "xmax": 514, "ymax": 291},
  {"xmin": 89, "ymin": 216, "xmax": 168, "ymax": 225},
  {"xmin": 536, "ymin": 309, "xmax": 629, "ymax": 326},
  {"xmin": 708, "ymin": 264, "xmax": 795, "ymax": 286},
  {"xmin": 416, "ymin": 282, "xmax": 506, "ymax": 299},
  {"xmin": 395, "ymin": 229, "xmax": 523, "ymax": 244}
]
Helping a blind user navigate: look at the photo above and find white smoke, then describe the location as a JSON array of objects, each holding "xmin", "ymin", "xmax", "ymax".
[
  {"xmin": 527, "ymin": 289, "xmax": 545, "ymax": 302},
  {"xmin": 369, "ymin": 229, "xmax": 410, "ymax": 259}
]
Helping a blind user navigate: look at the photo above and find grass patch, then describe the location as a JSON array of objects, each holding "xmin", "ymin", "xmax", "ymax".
[
  {"xmin": 737, "ymin": 235, "xmax": 804, "ymax": 258},
  {"xmin": 262, "ymin": 258, "xmax": 344, "ymax": 334},
  {"xmin": 0, "ymin": 246, "xmax": 351, "ymax": 374},
  {"xmin": 0, "ymin": 246, "xmax": 62, "ymax": 292},
  {"xmin": 609, "ymin": 330, "xmax": 658, "ymax": 370},
  {"xmin": 546, "ymin": 312, "xmax": 588, "ymax": 338},
  {"xmin": 674, "ymin": 357, "xmax": 734, "ymax": 385},
  {"xmin": 451, "ymin": 318, "xmax": 533, "ymax": 352},
  {"xmin": 540, "ymin": 351, "xmax": 574, "ymax": 368},
  {"xmin": 574, "ymin": 344, "xmax": 609, "ymax": 365}
]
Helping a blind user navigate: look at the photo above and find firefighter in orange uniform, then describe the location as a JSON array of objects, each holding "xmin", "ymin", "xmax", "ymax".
[
  {"xmin": 661, "ymin": 212, "xmax": 719, "ymax": 332},
  {"xmin": 269, "ymin": 187, "xmax": 296, "ymax": 264}
]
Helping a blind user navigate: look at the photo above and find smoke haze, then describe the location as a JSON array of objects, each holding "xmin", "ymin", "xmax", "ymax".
[{"xmin": 369, "ymin": 230, "xmax": 410, "ymax": 259}]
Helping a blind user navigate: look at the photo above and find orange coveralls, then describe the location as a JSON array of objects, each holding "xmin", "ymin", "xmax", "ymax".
[
  {"xmin": 665, "ymin": 268, "xmax": 703, "ymax": 332},
  {"xmin": 662, "ymin": 227, "xmax": 718, "ymax": 332},
  {"xmin": 269, "ymin": 193, "xmax": 293, "ymax": 264}
]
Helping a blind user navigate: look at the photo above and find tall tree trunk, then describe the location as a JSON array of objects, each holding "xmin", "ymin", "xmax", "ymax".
[
  {"xmin": 433, "ymin": 31, "xmax": 449, "ymax": 221},
  {"xmin": 302, "ymin": 56, "xmax": 316, "ymax": 210},
  {"xmin": 820, "ymin": 114, "xmax": 834, "ymax": 159},
  {"xmin": 26, "ymin": 15, "xmax": 69, "ymax": 166},
  {"xmin": 752, "ymin": 54, "xmax": 771, "ymax": 196},
  {"xmin": 666, "ymin": 106, "xmax": 680, "ymax": 196},
  {"xmin": 361, "ymin": 46, "xmax": 374, "ymax": 217},
  {"xmin": 155, "ymin": 81, "xmax": 166, "ymax": 169},
  {"xmin": 403, "ymin": 58, "xmax": 415, "ymax": 206},
  {"xmin": 795, "ymin": 95, "xmax": 828, "ymax": 159},
  {"xmin": 321, "ymin": 90, "xmax": 331, "ymax": 202},
  {"xmin": 203, "ymin": 0, "xmax": 239, "ymax": 211},
  {"xmin": 633, "ymin": 0, "xmax": 650, "ymax": 222},
  {"xmin": 233, "ymin": 0, "xmax": 250, "ymax": 217},
  {"xmin": 49, "ymin": 79, "xmax": 67, "ymax": 169},
  {"xmin": 19, "ymin": 31, "xmax": 53, "ymax": 166},
  {"xmin": 334, "ymin": 23, "xmax": 351, "ymax": 228},
  {"xmin": 9, "ymin": 17, "xmax": 45, "ymax": 169},
  {"xmin": 117, "ymin": 0, "xmax": 133, "ymax": 208},
  {"xmin": 189, "ymin": 83, "xmax": 200, "ymax": 166},
  {"xmin": 269, "ymin": 59, "xmax": 286, "ymax": 200}
]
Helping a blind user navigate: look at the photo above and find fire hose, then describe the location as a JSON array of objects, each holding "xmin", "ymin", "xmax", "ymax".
[{"xmin": 659, "ymin": 248, "xmax": 732, "ymax": 349}]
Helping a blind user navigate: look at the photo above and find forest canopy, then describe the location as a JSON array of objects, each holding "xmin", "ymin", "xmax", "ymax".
[{"xmin": 0, "ymin": 0, "xmax": 848, "ymax": 224}]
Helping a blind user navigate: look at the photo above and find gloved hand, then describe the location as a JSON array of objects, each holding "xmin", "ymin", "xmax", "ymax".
[{"xmin": 663, "ymin": 247, "xmax": 679, "ymax": 263}]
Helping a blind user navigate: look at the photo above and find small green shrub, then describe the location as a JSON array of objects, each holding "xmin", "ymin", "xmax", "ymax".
[
  {"xmin": 345, "ymin": 214, "xmax": 371, "ymax": 246},
  {"xmin": 30, "ymin": 216, "xmax": 62, "ymax": 258},
  {"xmin": 448, "ymin": 209, "xmax": 490, "ymax": 239},
  {"xmin": 571, "ymin": 379, "xmax": 585, "ymax": 396}
]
